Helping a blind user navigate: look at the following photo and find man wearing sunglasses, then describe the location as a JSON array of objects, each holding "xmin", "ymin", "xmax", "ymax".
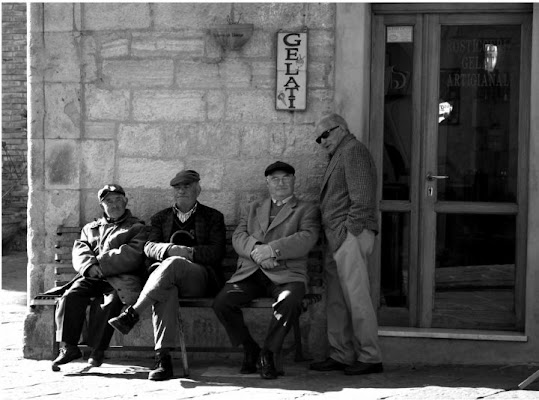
[
  {"xmin": 213, "ymin": 161, "xmax": 320, "ymax": 380},
  {"xmin": 310, "ymin": 113, "xmax": 383, "ymax": 376}
]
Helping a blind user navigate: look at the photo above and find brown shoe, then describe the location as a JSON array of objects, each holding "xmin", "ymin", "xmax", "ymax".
[
  {"xmin": 309, "ymin": 358, "xmax": 347, "ymax": 371},
  {"xmin": 344, "ymin": 361, "xmax": 384, "ymax": 375}
]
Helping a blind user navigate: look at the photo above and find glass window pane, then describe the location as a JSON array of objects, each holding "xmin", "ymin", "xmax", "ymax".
[
  {"xmin": 437, "ymin": 26, "xmax": 520, "ymax": 202},
  {"xmin": 381, "ymin": 212, "xmax": 410, "ymax": 308},
  {"xmin": 383, "ymin": 36, "xmax": 413, "ymax": 200},
  {"xmin": 433, "ymin": 213, "xmax": 516, "ymax": 330}
]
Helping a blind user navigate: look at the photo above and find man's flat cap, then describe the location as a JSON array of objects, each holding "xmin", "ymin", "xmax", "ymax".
[
  {"xmin": 170, "ymin": 169, "xmax": 200, "ymax": 186},
  {"xmin": 264, "ymin": 161, "xmax": 295, "ymax": 176},
  {"xmin": 98, "ymin": 184, "xmax": 125, "ymax": 201}
]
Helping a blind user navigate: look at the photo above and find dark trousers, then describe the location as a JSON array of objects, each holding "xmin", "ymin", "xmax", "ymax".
[
  {"xmin": 55, "ymin": 277, "xmax": 123, "ymax": 350},
  {"xmin": 212, "ymin": 269, "xmax": 305, "ymax": 354}
]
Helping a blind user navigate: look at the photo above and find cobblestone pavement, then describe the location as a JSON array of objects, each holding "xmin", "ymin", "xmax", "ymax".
[{"xmin": 2, "ymin": 251, "xmax": 539, "ymax": 400}]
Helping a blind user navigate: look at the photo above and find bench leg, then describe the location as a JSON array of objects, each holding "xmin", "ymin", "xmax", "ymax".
[{"xmin": 176, "ymin": 308, "xmax": 189, "ymax": 377}]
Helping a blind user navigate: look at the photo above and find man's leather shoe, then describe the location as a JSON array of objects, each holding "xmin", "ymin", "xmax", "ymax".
[
  {"xmin": 240, "ymin": 345, "xmax": 260, "ymax": 374},
  {"xmin": 148, "ymin": 352, "xmax": 174, "ymax": 381},
  {"xmin": 309, "ymin": 358, "xmax": 347, "ymax": 371},
  {"xmin": 344, "ymin": 361, "xmax": 384, "ymax": 375},
  {"xmin": 88, "ymin": 349, "xmax": 105, "ymax": 367},
  {"xmin": 108, "ymin": 305, "xmax": 139, "ymax": 335},
  {"xmin": 52, "ymin": 344, "xmax": 82, "ymax": 366},
  {"xmin": 257, "ymin": 351, "xmax": 278, "ymax": 379}
]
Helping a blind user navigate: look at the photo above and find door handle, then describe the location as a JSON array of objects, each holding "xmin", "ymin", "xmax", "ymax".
[{"xmin": 426, "ymin": 173, "xmax": 449, "ymax": 181}]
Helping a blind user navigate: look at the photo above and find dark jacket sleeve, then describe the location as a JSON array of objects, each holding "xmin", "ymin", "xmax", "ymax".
[
  {"xmin": 144, "ymin": 211, "xmax": 173, "ymax": 262},
  {"xmin": 97, "ymin": 222, "xmax": 148, "ymax": 277},
  {"xmin": 193, "ymin": 207, "xmax": 226, "ymax": 266},
  {"xmin": 72, "ymin": 226, "xmax": 99, "ymax": 276}
]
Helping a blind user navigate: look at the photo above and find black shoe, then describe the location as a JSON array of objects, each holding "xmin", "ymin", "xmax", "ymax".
[
  {"xmin": 240, "ymin": 344, "xmax": 260, "ymax": 374},
  {"xmin": 52, "ymin": 344, "xmax": 82, "ymax": 366},
  {"xmin": 257, "ymin": 350, "xmax": 278, "ymax": 380},
  {"xmin": 88, "ymin": 349, "xmax": 105, "ymax": 367},
  {"xmin": 309, "ymin": 357, "xmax": 347, "ymax": 371},
  {"xmin": 344, "ymin": 361, "xmax": 384, "ymax": 375},
  {"xmin": 148, "ymin": 352, "xmax": 174, "ymax": 381},
  {"xmin": 108, "ymin": 305, "xmax": 139, "ymax": 335}
]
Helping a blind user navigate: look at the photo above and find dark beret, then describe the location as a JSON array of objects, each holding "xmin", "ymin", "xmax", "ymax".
[
  {"xmin": 264, "ymin": 161, "xmax": 295, "ymax": 176},
  {"xmin": 98, "ymin": 184, "xmax": 125, "ymax": 202},
  {"xmin": 170, "ymin": 170, "xmax": 200, "ymax": 186}
]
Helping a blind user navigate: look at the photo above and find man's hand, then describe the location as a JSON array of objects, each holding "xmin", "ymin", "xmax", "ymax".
[
  {"xmin": 250, "ymin": 244, "xmax": 274, "ymax": 264},
  {"xmin": 86, "ymin": 264, "xmax": 102, "ymax": 278},
  {"xmin": 259, "ymin": 258, "xmax": 279, "ymax": 270},
  {"xmin": 167, "ymin": 245, "xmax": 191, "ymax": 259}
]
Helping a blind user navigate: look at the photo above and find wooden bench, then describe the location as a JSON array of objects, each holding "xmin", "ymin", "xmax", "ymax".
[{"xmin": 31, "ymin": 224, "xmax": 325, "ymax": 376}]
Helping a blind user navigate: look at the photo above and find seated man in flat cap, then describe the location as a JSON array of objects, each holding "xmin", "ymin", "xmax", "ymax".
[
  {"xmin": 108, "ymin": 170, "xmax": 226, "ymax": 381},
  {"xmin": 213, "ymin": 161, "xmax": 320, "ymax": 379},
  {"xmin": 51, "ymin": 184, "xmax": 148, "ymax": 371}
]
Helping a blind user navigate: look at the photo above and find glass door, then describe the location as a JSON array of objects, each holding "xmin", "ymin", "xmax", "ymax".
[{"xmin": 371, "ymin": 9, "xmax": 531, "ymax": 331}]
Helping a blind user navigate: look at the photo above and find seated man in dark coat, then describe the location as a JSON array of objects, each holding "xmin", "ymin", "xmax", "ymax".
[
  {"xmin": 108, "ymin": 169, "xmax": 226, "ymax": 381},
  {"xmin": 213, "ymin": 161, "xmax": 320, "ymax": 379},
  {"xmin": 51, "ymin": 184, "xmax": 148, "ymax": 370}
]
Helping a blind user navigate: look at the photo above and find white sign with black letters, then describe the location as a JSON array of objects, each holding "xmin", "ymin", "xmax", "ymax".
[{"xmin": 276, "ymin": 31, "xmax": 307, "ymax": 111}]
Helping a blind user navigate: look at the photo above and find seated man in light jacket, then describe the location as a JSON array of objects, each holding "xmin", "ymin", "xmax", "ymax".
[{"xmin": 212, "ymin": 161, "xmax": 320, "ymax": 380}]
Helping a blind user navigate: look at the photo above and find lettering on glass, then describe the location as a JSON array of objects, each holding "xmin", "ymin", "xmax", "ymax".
[{"xmin": 276, "ymin": 32, "xmax": 307, "ymax": 110}]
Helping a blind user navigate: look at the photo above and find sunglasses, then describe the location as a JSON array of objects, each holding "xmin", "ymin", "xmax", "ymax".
[{"xmin": 316, "ymin": 126, "xmax": 339, "ymax": 144}]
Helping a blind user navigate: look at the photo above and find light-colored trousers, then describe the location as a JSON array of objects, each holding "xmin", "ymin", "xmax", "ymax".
[
  {"xmin": 140, "ymin": 256, "xmax": 208, "ymax": 350},
  {"xmin": 325, "ymin": 229, "xmax": 382, "ymax": 364}
]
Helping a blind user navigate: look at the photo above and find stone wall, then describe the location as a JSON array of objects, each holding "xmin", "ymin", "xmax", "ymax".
[
  {"xmin": 2, "ymin": 3, "xmax": 28, "ymax": 253},
  {"xmin": 25, "ymin": 2, "xmax": 335, "ymax": 359}
]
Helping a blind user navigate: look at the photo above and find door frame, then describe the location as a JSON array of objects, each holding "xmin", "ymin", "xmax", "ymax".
[{"xmin": 370, "ymin": 5, "xmax": 532, "ymax": 330}]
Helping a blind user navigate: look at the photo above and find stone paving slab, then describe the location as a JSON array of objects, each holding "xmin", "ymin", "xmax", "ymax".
[{"xmin": 2, "ymin": 252, "xmax": 539, "ymax": 400}]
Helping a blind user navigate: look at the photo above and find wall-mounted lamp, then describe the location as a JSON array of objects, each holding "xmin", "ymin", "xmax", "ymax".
[{"xmin": 210, "ymin": 11, "xmax": 253, "ymax": 51}]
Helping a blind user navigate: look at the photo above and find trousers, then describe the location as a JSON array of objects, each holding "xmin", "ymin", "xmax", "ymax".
[
  {"xmin": 140, "ymin": 256, "xmax": 208, "ymax": 350},
  {"xmin": 55, "ymin": 277, "xmax": 123, "ymax": 350},
  {"xmin": 325, "ymin": 229, "xmax": 382, "ymax": 364},
  {"xmin": 212, "ymin": 269, "xmax": 305, "ymax": 354}
]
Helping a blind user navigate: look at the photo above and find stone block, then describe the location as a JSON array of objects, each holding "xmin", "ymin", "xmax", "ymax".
[
  {"xmin": 159, "ymin": 126, "xmax": 189, "ymax": 159},
  {"xmin": 293, "ymin": 89, "xmax": 333, "ymax": 125},
  {"xmin": 81, "ymin": 189, "xmax": 106, "ymax": 223},
  {"xmin": 240, "ymin": 124, "xmax": 272, "ymax": 157},
  {"xmin": 220, "ymin": 59, "xmax": 251, "ymax": 88},
  {"xmin": 28, "ymin": 138, "xmax": 45, "ymax": 191},
  {"xmin": 84, "ymin": 121, "xmax": 116, "ymax": 139},
  {"xmin": 42, "ymin": 32, "xmax": 81, "ymax": 83},
  {"xmin": 227, "ymin": 90, "xmax": 292, "ymax": 123},
  {"xmin": 81, "ymin": 36, "xmax": 97, "ymax": 83},
  {"xmin": 251, "ymin": 60, "xmax": 275, "ymax": 89},
  {"xmin": 44, "ymin": 189, "xmax": 80, "ymax": 229},
  {"xmin": 80, "ymin": 140, "xmax": 115, "ymax": 189},
  {"xmin": 44, "ymin": 140, "xmax": 80, "ymax": 189},
  {"xmin": 175, "ymin": 61, "xmax": 220, "ymax": 89},
  {"xmin": 118, "ymin": 124, "xmax": 162, "ymax": 157},
  {"xmin": 132, "ymin": 90, "xmax": 205, "ymax": 122},
  {"xmin": 308, "ymin": 29, "xmax": 335, "ymax": 61},
  {"xmin": 206, "ymin": 90, "xmax": 225, "ymax": 121},
  {"xmin": 308, "ymin": 61, "xmax": 331, "ymax": 89},
  {"xmin": 44, "ymin": 84, "xmax": 81, "ymax": 139},
  {"xmin": 236, "ymin": 3, "xmax": 305, "ymax": 30},
  {"xmin": 23, "ymin": 305, "xmax": 56, "ymax": 359},
  {"xmin": 198, "ymin": 190, "xmax": 237, "ymax": 225},
  {"xmin": 187, "ymin": 123, "xmax": 241, "ymax": 159},
  {"xmin": 242, "ymin": 30, "xmax": 275, "ymax": 59},
  {"xmin": 100, "ymin": 37, "xmax": 130, "ymax": 59},
  {"xmin": 132, "ymin": 33, "xmax": 204, "ymax": 57},
  {"xmin": 125, "ymin": 189, "xmax": 174, "ymax": 223},
  {"xmin": 43, "ymin": 3, "xmax": 75, "ymax": 32},
  {"xmin": 222, "ymin": 159, "xmax": 271, "ymax": 192},
  {"xmin": 153, "ymin": 3, "xmax": 232, "ymax": 30},
  {"xmin": 118, "ymin": 158, "xmax": 184, "ymax": 189},
  {"xmin": 102, "ymin": 59, "xmax": 174, "ymax": 88},
  {"xmin": 85, "ymin": 86, "xmax": 129, "ymax": 121},
  {"xmin": 183, "ymin": 158, "xmax": 224, "ymax": 191},
  {"xmin": 305, "ymin": 3, "xmax": 336, "ymax": 29},
  {"xmin": 82, "ymin": 3, "xmax": 151, "ymax": 31}
]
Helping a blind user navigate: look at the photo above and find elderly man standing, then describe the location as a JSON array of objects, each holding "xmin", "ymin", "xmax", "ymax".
[
  {"xmin": 51, "ymin": 184, "xmax": 148, "ymax": 370},
  {"xmin": 213, "ymin": 161, "xmax": 320, "ymax": 380},
  {"xmin": 309, "ymin": 113, "xmax": 383, "ymax": 375},
  {"xmin": 108, "ymin": 169, "xmax": 226, "ymax": 381}
]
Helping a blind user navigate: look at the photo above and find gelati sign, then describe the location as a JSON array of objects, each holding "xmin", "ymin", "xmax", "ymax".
[{"xmin": 276, "ymin": 31, "xmax": 307, "ymax": 111}]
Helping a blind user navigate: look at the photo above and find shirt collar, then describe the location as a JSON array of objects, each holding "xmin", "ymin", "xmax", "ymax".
[
  {"xmin": 271, "ymin": 195, "xmax": 293, "ymax": 206},
  {"xmin": 173, "ymin": 202, "xmax": 198, "ymax": 223}
]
